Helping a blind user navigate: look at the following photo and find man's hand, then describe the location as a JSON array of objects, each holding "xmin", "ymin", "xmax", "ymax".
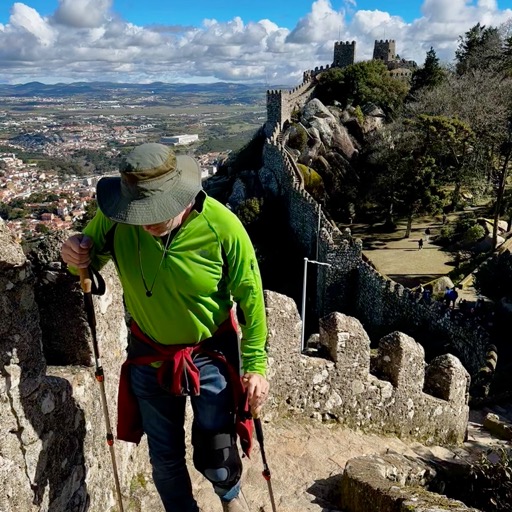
[
  {"xmin": 60, "ymin": 234, "xmax": 93, "ymax": 268},
  {"xmin": 242, "ymin": 373, "xmax": 269, "ymax": 418}
]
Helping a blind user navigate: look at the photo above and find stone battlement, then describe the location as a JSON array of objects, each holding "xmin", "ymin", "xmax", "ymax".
[
  {"xmin": 265, "ymin": 291, "xmax": 470, "ymax": 445},
  {"xmin": 265, "ymin": 78, "xmax": 317, "ymax": 136}
]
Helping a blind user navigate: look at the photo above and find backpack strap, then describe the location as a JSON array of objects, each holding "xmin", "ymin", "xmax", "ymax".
[{"xmin": 103, "ymin": 222, "xmax": 119, "ymax": 268}]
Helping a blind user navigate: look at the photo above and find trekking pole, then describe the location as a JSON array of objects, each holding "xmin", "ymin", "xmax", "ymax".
[
  {"xmin": 79, "ymin": 268, "xmax": 124, "ymax": 512},
  {"xmin": 253, "ymin": 413, "xmax": 277, "ymax": 512}
]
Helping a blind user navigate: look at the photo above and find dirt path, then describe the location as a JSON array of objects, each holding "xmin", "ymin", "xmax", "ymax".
[
  {"xmin": 349, "ymin": 217, "xmax": 453, "ymax": 289},
  {"xmin": 127, "ymin": 414, "xmax": 503, "ymax": 512},
  {"xmin": 347, "ymin": 214, "xmax": 485, "ymax": 307}
]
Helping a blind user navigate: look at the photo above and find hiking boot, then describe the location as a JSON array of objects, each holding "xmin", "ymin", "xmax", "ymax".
[{"xmin": 220, "ymin": 491, "xmax": 250, "ymax": 512}]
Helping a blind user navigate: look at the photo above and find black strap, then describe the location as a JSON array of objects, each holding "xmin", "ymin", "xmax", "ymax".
[
  {"xmin": 88, "ymin": 266, "xmax": 106, "ymax": 296},
  {"xmin": 104, "ymin": 222, "xmax": 119, "ymax": 268}
]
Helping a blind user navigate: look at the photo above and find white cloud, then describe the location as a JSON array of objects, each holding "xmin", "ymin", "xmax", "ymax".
[
  {"xmin": 53, "ymin": 0, "xmax": 112, "ymax": 28},
  {"xmin": 10, "ymin": 2, "xmax": 55, "ymax": 46},
  {"xmin": 0, "ymin": 0, "xmax": 511, "ymax": 84},
  {"xmin": 287, "ymin": 0, "xmax": 345, "ymax": 43}
]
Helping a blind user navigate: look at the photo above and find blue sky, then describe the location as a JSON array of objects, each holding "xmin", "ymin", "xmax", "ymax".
[
  {"xmin": 0, "ymin": 1, "xmax": 424, "ymax": 27},
  {"xmin": 0, "ymin": 0, "xmax": 512, "ymax": 84}
]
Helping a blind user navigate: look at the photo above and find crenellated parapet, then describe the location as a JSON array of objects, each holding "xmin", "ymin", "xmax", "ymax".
[
  {"xmin": 373, "ymin": 39, "xmax": 396, "ymax": 62},
  {"xmin": 356, "ymin": 260, "xmax": 489, "ymax": 374},
  {"xmin": 265, "ymin": 291, "xmax": 470, "ymax": 445},
  {"xmin": 264, "ymin": 79, "xmax": 317, "ymax": 137}
]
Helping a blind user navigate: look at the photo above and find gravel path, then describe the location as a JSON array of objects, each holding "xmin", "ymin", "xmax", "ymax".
[{"xmin": 126, "ymin": 415, "xmax": 501, "ymax": 512}]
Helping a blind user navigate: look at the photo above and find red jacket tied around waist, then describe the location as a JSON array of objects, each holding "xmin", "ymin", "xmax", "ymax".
[{"xmin": 117, "ymin": 313, "xmax": 253, "ymax": 457}]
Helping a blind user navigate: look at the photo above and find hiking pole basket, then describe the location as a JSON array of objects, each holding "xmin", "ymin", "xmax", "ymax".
[
  {"xmin": 79, "ymin": 268, "xmax": 124, "ymax": 512},
  {"xmin": 253, "ymin": 414, "xmax": 277, "ymax": 512}
]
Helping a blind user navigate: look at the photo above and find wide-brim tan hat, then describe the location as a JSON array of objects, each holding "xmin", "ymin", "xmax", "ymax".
[{"xmin": 97, "ymin": 143, "xmax": 202, "ymax": 225}]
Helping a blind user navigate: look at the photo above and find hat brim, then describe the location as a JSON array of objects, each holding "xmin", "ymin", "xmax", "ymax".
[{"xmin": 96, "ymin": 155, "xmax": 202, "ymax": 225}]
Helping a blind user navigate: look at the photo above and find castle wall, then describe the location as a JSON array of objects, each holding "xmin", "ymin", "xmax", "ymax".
[
  {"xmin": 266, "ymin": 291, "xmax": 470, "ymax": 445},
  {"xmin": 265, "ymin": 78, "xmax": 317, "ymax": 137},
  {"xmin": 261, "ymin": 130, "xmax": 361, "ymax": 315},
  {"xmin": 260, "ymin": 122, "xmax": 488, "ymax": 375},
  {"xmin": 356, "ymin": 261, "xmax": 488, "ymax": 374}
]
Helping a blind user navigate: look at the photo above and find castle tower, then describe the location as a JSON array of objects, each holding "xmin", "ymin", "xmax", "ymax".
[
  {"xmin": 333, "ymin": 40, "xmax": 356, "ymax": 68},
  {"xmin": 373, "ymin": 39, "xmax": 396, "ymax": 63}
]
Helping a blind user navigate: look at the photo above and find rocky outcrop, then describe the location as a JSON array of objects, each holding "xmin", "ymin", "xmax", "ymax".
[
  {"xmin": 340, "ymin": 453, "xmax": 480, "ymax": 512},
  {"xmin": 0, "ymin": 222, "xmax": 150, "ymax": 512},
  {"xmin": 300, "ymin": 98, "xmax": 358, "ymax": 161}
]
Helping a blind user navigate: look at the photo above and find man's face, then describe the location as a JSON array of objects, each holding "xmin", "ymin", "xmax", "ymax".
[
  {"xmin": 142, "ymin": 216, "xmax": 179, "ymax": 237},
  {"xmin": 142, "ymin": 204, "xmax": 191, "ymax": 237}
]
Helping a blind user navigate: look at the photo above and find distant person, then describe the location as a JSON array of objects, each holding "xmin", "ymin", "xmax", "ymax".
[
  {"xmin": 61, "ymin": 143, "xmax": 268, "ymax": 512},
  {"xmin": 444, "ymin": 287, "xmax": 451, "ymax": 307},
  {"xmin": 421, "ymin": 286, "xmax": 432, "ymax": 305},
  {"xmin": 442, "ymin": 214, "xmax": 447, "ymax": 225},
  {"xmin": 425, "ymin": 227, "xmax": 431, "ymax": 242},
  {"xmin": 450, "ymin": 287, "xmax": 459, "ymax": 309},
  {"xmin": 418, "ymin": 238, "xmax": 424, "ymax": 250},
  {"xmin": 422, "ymin": 284, "xmax": 433, "ymax": 305}
]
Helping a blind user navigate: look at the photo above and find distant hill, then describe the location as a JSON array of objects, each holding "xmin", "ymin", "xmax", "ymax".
[{"xmin": 0, "ymin": 81, "xmax": 270, "ymax": 105}]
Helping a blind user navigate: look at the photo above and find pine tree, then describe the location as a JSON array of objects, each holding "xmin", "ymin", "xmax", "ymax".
[
  {"xmin": 455, "ymin": 23, "xmax": 502, "ymax": 75},
  {"xmin": 409, "ymin": 47, "xmax": 445, "ymax": 97}
]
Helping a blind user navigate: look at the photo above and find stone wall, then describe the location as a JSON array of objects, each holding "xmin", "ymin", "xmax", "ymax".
[
  {"xmin": 260, "ymin": 128, "xmax": 362, "ymax": 315},
  {"xmin": 0, "ymin": 223, "xmax": 151, "ymax": 512},
  {"xmin": 265, "ymin": 291, "xmax": 470, "ymax": 445},
  {"xmin": 0, "ymin": 221, "xmax": 472, "ymax": 510},
  {"xmin": 357, "ymin": 261, "xmax": 489, "ymax": 375},
  {"xmin": 341, "ymin": 453, "xmax": 479, "ymax": 512},
  {"xmin": 265, "ymin": 78, "xmax": 317, "ymax": 137}
]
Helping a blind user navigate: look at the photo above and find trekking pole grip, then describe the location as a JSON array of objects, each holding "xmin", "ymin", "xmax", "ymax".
[{"xmin": 78, "ymin": 267, "xmax": 92, "ymax": 294}]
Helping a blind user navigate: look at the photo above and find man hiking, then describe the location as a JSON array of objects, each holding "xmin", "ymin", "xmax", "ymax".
[{"xmin": 61, "ymin": 143, "xmax": 269, "ymax": 512}]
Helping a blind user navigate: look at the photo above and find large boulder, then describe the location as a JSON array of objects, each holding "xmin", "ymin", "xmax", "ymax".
[{"xmin": 302, "ymin": 98, "xmax": 335, "ymax": 123}]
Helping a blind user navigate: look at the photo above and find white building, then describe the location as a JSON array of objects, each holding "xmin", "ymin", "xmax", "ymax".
[{"xmin": 161, "ymin": 134, "xmax": 199, "ymax": 146}]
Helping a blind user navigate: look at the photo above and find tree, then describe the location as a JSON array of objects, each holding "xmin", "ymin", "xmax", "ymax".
[
  {"xmin": 474, "ymin": 252, "xmax": 512, "ymax": 301},
  {"xmin": 409, "ymin": 47, "xmax": 446, "ymax": 97},
  {"xmin": 35, "ymin": 223, "xmax": 50, "ymax": 234},
  {"xmin": 455, "ymin": 23, "xmax": 502, "ymax": 75},
  {"xmin": 236, "ymin": 198, "xmax": 264, "ymax": 227},
  {"xmin": 368, "ymin": 119, "xmax": 444, "ymax": 235},
  {"xmin": 316, "ymin": 60, "xmax": 409, "ymax": 116},
  {"xmin": 415, "ymin": 114, "xmax": 475, "ymax": 208},
  {"xmin": 408, "ymin": 69, "xmax": 512, "ymax": 247}
]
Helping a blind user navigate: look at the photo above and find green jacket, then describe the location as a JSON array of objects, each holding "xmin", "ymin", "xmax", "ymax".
[{"xmin": 80, "ymin": 193, "xmax": 267, "ymax": 375}]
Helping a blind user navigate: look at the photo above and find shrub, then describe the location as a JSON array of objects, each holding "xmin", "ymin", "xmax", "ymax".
[
  {"xmin": 354, "ymin": 105, "xmax": 364, "ymax": 125},
  {"xmin": 474, "ymin": 252, "xmax": 512, "ymax": 301},
  {"xmin": 236, "ymin": 197, "xmax": 264, "ymax": 227},
  {"xmin": 296, "ymin": 164, "xmax": 325, "ymax": 202},
  {"xmin": 463, "ymin": 224, "xmax": 485, "ymax": 244},
  {"xmin": 467, "ymin": 447, "xmax": 512, "ymax": 512},
  {"xmin": 287, "ymin": 124, "xmax": 308, "ymax": 153}
]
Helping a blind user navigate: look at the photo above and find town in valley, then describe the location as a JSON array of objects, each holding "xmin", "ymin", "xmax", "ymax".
[{"xmin": 0, "ymin": 81, "xmax": 266, "ymax": 240}]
